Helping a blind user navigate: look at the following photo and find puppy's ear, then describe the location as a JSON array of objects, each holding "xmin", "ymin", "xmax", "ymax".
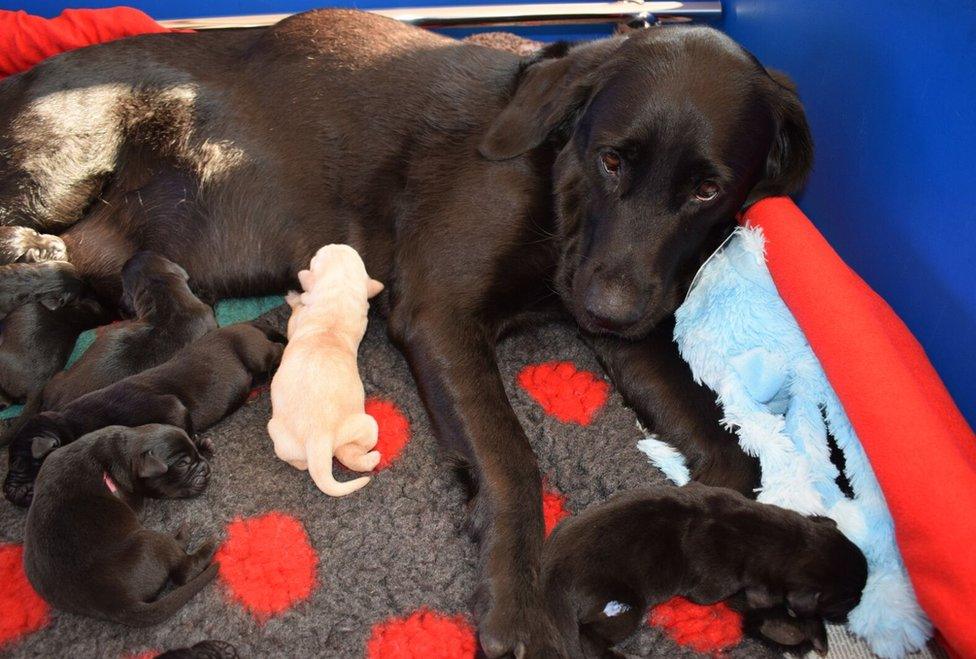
[
  {"xmin": 31, "ymin": 436, "xmax": 59, "ymax": 460},
  {"xmin": 745, "ymin": 585, "xmax": 778, "ymax": 610},
  {"xmin": 366, "ymin": 278, "xmax": 384, "ymax": 299},
  {"xmin": 136, "ymin": 449, "xmax": 169, "ymax": 478},
  {"xmin": 746, "ymin": 70, "xmax": 814, "ymax": 206},
  {"xmin": 479, "ymin": 42, "xmax": 615, "ymax": 160},
  {"xmin": 786, "ymin": 590, "xmax": 821, "ymax": 618}
]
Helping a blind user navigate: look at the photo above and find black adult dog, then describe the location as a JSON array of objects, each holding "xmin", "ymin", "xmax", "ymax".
[
  {"xmin": 541, "ymin": 484, "xmax": 866, "ymax": 657},
  {"xmin": 41, "ymin": 251, "xmax": 217, "ymax": 410},
  {"xmin": 23, "ymin": 424, "xmax": 217, "ymax": 626},
  {"xmin": 0, "ymin": 11, "xmax": 812, "ymax": 655},
  {"xmin": 4, "ymin": 322, "xmax": 284, "ymax": 507}
]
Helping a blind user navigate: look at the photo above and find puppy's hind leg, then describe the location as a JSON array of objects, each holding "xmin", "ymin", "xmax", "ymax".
[
  {"xmin": 172, "ymin": 536, "xmax": 219, "ymax": 586},
  {"xmin": 334, "ymin": 413, "xmax": 381, "ymax": 472}
]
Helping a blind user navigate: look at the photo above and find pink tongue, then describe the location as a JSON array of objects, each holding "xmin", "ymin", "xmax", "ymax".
[{"xmin": 103, "ymin": 472, "xmax": 119, "ymax": 494}]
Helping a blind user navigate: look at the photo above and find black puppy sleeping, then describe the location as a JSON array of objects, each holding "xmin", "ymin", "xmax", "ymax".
[
  {"xmin": 4, "ymin": 321, "xmax": 284, "ymax": 507},
  {"xmin": 23, "ymin": 424, "xmax": 216, "ymax": 626},
  {"xmin": 41, "ymin": 251, "xmax": 217, "ymax": 410},
  {"xmin": 543, "ymin": 484, "xmax": 867, "ymax": 658},
  {"xmin": 0, "ymin": 299, "xmax": 109, "ymax": 410}
]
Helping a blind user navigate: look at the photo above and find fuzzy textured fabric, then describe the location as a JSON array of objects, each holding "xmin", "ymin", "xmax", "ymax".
[
  {"xmin": 742, "ymin": 199, "xmax": 976, "ymax": 659},
  {"xmin": 0, "ymin": 544, "xmax": 49, "ymax": 648},
  {"xmin": 1, "ymin": 306, "xmax": 785, "ymax": 658},
  {"xmin": 643, "ymin": 225, "xmax": 931, "ymax": 657}
]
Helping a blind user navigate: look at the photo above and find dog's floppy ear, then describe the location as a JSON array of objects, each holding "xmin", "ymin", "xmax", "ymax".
[
  {"xmin": 746, "ymin": 70, "xmax": 814, "ymax": 205},
  {"xmin": 136, "ymin": 449, "xmax": 169, "ymax": 478},
  {"xmin": 31, "ymin": 436, "xmax": 59, "ymax": 460},
  {"xmin": 479, "ymin": 44, "xmax": 609, "ymax": 160},
  {"xmin": 367, "ymin": 278, "xmax": 384, "ymax": 299}
]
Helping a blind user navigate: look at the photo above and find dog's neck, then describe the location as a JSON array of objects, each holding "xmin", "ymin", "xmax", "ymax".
[
  {"xmin": 90, "ymin": 436, "xmax": 141, "ymax": 499},
  {"xmin": 289, "ymin": 295, "xmax": 368, "ymax": 347}
]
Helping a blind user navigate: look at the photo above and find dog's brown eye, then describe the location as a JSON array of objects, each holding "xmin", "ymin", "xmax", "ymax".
[
  {"xmin": 600, "ymin": 151, "xmax": 621, "ymax": 177},
  {"xmin": 694, "ymin": 181, "xmax": 720, "ymax": 202}
]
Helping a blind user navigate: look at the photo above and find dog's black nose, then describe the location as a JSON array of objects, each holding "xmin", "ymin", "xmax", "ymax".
[{"xmin": 583, "ymin": 279, "xmax": 645, "ymax": 330}]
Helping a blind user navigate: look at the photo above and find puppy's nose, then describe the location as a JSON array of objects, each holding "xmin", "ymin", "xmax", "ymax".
[{"xmin": 583, "ymin": 279, "xmax": 645, "ymax": 330}]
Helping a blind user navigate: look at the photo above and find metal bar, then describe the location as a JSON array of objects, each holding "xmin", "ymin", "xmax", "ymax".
[{"xmin": 157, "ymin": 1, "xmax": 720, "ymax": 31}]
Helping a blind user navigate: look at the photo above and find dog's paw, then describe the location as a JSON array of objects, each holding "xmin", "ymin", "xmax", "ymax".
[
  {"xmin": 478, "ymin": 604, "xmax": 567, "ymax": 659},
  {"xmin": 23, "ymin": 235, "xmax": 68, "ymax": 263}
]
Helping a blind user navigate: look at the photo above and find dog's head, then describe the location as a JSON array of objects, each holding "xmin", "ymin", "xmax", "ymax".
[
  {"xmin": 481, "ymin": 27, "xmax": 812, "ymax": 338},
  {"xmin": 127, "ymin": 424, "xmax": 212, "ymax": 499},
  {"xmin": 745, "ymin": 515, "xmax": 867, "ymax": 631},
  {"xmin": 120, "ymin": 251, "xmax": 192, "ymax": 317},
  {"xmin": 305, "ymin": 245, "xmax": 384, "ymax": 300}
]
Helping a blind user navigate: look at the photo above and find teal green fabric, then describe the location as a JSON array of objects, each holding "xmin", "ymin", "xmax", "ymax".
[
  {"xmin": 215, "ymin": 296, "xmax": 285, "ymax": 327},
  {"xmin": 0, "ymin": 296, "xmax": 285, "ymax": 420}
]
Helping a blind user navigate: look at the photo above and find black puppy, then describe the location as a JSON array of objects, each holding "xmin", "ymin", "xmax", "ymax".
[
  {"xmin": 0, "ymin": 261, "xmax": 83, "ymax": 316},
  {"xmin": 42, "ymin": 251, "xmax": 217, "ymax": 410},
  {"xmin": 23, "ymin": 424, "xmax": 216, "ymax": 626},
  {"xmin": 0, "ymin": 225, "xmax": 67, "ymax": 264},
  {"xmin": 542, "ymin": 484, "xmax": 866, "ymax": 658},
  {"xmin": 4, "ymin": 322, "xmax": 284, "ymax": 507},
  {"xmin": 0, "ymin": 299, "xmax": 109, "ymax": 411}
]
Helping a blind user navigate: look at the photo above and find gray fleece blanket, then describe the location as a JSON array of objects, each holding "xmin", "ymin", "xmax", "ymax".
[{"xmin": 0, "ymin": 303, "xmax": 792, "ymax": 658}]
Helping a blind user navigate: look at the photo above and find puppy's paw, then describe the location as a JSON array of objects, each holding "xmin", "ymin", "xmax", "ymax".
[
  {"xmin": 479, "ymin": 604, "xmax": 567, "ymax": 659},
  {"xmin": 174, "ymin": 522, "xmax": 192, "ymax": 548},
  {"xmin": 196, "ymin": 436, "xmax": 215, "ymax": 457},
  {"xmin": 193, "ymin": 537, "xmax": 220, "ymax": 565},
  {"xmin": 3, "ymin": 479, "xmax": 35, "ymax": 508},
  {"xmin": 364, "ymin": 450, "xmax": 382, "ymax": 471}
]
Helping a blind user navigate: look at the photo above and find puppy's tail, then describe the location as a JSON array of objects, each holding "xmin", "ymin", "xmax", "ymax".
[
  {"xmin": 118, "ymin": 563, "xmax": 218, "ymax": 627},
  {"xmin": 306, "ymin": 433, "xmax": 370, "ymax": 497}
]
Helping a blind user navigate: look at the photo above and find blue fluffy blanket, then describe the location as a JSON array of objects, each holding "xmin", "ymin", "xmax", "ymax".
[{"xmin": 639, "ymin": 226, "xmax": 930, "ymax": 657}]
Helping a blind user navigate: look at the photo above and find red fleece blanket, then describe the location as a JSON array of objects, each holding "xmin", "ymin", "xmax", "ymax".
[
  {"xmin": 741, "ymin": 200, "xmax": 976, "ymax": 658},
  {"xmin": 0, "ymin": 7, "xmax": 170, "ymax": 79},
  {"xmin": 2, "ymin": 9, "xmax": 974, "ymax": 657}
]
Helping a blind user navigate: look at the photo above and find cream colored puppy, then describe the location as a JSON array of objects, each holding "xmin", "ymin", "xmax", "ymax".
[{"xmin": 268, "ymin": 244, "xmax": 384, "ymax": 496}]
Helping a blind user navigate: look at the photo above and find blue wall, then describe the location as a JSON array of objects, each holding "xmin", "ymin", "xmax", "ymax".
[
  {"xmin": 7, "ymin": 0, "xmax": 975, "ymax": 425},
  {"xmin": 719, "ymin": 1, "xmax": 976, "ymax": 427}
]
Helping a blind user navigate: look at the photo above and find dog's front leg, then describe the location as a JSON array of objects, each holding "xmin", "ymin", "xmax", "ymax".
[
  {"xmin": 585, "ymin": 317, "xmax": 761, "ymax": 496},
  {"xmin": 391, "ymin": 309, "xmax": 565, "ymax": 657}
]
